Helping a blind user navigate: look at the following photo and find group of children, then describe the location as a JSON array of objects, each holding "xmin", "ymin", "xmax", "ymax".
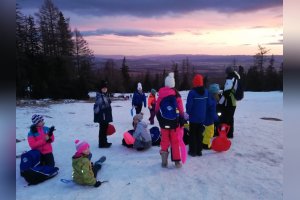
[{"xmin": 24, "ymin": 67, "xmax": 239, "ymax": 187}]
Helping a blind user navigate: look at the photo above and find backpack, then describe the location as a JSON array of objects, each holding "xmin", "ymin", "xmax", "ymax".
[
  {"xmin": 20, "ymin": 150, "xmax": 59, "ymax": 185},
  {"xmin": 150, "ymin": 126, "xmax": 161, "ymax": 146},
  {"xmin": 233, "ymin": 78, "xmax": 244, "ymax": 101},
  {"xmin": 156, "ymin": 95, "xmax": 179, "ymax": 129}
]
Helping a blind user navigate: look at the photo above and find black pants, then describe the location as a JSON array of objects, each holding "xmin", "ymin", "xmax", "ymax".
[
  {"xmin": 135, "ymin": 105, "xmax": 142, "ymax": 114},
  {"xmin": 149, "ymin": 108, "xmax": 156, "ymax": 124},
  {"xmin": 99, "ymin": 122, "xmax": 109, "ymax": 145},
  {"xmin": 220, "ymin": 106, "xmax": 236, "ymax": 138},
  {"xmin": 41, "ymin": 153, "xmax": 55, "ymax": 167},
  {"xmin": 189, "ymin": 123, "xmax": 205, "ymax": 155}
]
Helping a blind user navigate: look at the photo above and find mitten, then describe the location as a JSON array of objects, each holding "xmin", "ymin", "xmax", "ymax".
[
  {"xmin": 48, "ymin": 126, "xmax": 55, "ymax": 137},
  {"xmin": 94, "ymin": 180, "xmax": 101, "ymax": 187},
  {"xmin": 30, "ymin": 125, "xmax": 37, "ymax": 133}
]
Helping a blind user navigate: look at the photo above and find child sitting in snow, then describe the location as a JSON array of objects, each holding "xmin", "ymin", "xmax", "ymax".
[
  {"xmin": 27, "ymin": 114, "xmax": 56, "ymax": 167},
  {"xmin": 72, "ymin": 140, "xmax": 104, "ymax": 187},
  {"xmin": 123, "ymin": 113, "xmax": 152, "ymax": 151}
]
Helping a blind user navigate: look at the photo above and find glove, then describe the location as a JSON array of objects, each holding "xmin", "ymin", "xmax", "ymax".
[
  {"xmin": 30, "ymin": 125, "xmax": 37, "ymax": 133},
  {"xmin": 94, "ymin": 180, "xmax": 101, "ymax": 187},
  {"xmin": 48, "ymin": 126, "xmax": 56, "ymax": 137},
  {"xmin": 46, "ymin": 138, "xmax": 52, "ymax": 143}
]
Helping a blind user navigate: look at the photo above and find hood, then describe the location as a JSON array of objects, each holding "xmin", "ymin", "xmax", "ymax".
[{"xmin": 158, "ymin": 87, "xmax": 176, "ymax": 99}]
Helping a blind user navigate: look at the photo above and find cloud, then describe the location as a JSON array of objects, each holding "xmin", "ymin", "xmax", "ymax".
[
  {"xmin": 265, "ymin": 39, "xmax": 283, "ymax": 45},
  {"xmin": 250, "ymin": 26, "xmax": 267, "ymax": 29},
  {"xmin": 81, "ymin": 29, "xmax": 174, "ymax": 37},
  {"xmin": 16, "ymin": 0, "xmax": 283, "ymax": 17}
]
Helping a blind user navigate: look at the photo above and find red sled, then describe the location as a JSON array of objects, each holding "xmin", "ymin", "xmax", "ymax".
[
  {"xmin": 106, "ymin": 124, "xmax": 116, "ymax": 136},
  {"xmin": 211, "ymin": 123, "xmax": 231, "ymax": 152}
]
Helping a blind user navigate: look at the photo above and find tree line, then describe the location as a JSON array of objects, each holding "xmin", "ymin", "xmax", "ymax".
[{"xmin": 16, "ymin": 0, "xmax": 282, "ymax": 100}]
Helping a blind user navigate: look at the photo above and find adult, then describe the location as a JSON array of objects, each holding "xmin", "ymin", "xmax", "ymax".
[
  {"xmin": 218, "ymin": 66, "xmax": 240, "ymax": 138},
  {"xmin": 132, "ymin": 82, "xmax": 146, "ymax": 114},
  {"xmin": 94, "ymin": 80, "xmax": 113, "ymax": 148}
]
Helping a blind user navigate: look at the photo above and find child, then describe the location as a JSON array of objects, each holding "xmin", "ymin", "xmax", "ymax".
[
  {"xmin": 203, "ymin": 84, "xmax": 220, "ymax": 149},
  {"xmin": 186, "ymin": 74, "xmax": 212, "ymax": 157},
  {"xmin": 72, "ymin": 140, "xmax": 103, "ymax": 187},
  {"xmin": 123, "ymin": 113, "xmax": 152, "ymax": 151},
  {"xmin": 147, "ymin": 89, "xmax": 157, "ymax": 125},
  {"xmin": 155, "ymin": 72, "xmax": 185, "ymax": 168},
  {"xmin": 27, "ymin": 114, "xmax": 56, "ymax": 167},
  {"xmin": 94, "ymin": 80, "xmax": 113, "ymax": 148},
  {"xmin": 132, "ymin": 82, "xmax": 146, "ymax": 114}
]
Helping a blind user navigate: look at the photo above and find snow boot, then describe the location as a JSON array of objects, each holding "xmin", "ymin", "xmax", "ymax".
[
  {"xmin": 175, "ymin": 161, "xmax": 182, "ymax": 168},
  {"xmin": 160, "ymin": 151, "xmax": 169, "ymax": 168}
]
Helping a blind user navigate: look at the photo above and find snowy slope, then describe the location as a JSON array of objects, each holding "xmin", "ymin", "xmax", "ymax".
[{"xmin": 16, "ymin": 91, "xmax": 283, "ymax": 200}]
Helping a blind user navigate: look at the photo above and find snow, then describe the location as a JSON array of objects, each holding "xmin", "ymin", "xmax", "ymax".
[{"xmin": 16, "ymin": 91, "xmax": 283, "ymax": 200}]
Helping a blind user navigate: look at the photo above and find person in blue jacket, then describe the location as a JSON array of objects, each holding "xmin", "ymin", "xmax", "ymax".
[
  {"xmin": 186, "ymin": 74, "xmax": 212, "ymax": 157},
  {"xmin": 132, "ymin": 82, "xmax": 146, "ymax": 114}
]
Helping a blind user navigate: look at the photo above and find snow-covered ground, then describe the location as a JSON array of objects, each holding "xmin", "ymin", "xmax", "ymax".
[{"xmin": 16, "ymin": 91, "xmax": 283, "ymax": 200}]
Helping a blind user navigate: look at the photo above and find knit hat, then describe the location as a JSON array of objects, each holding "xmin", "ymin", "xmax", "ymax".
[
  {"xmin": 133, "ymin": 113, "xmax": 144, "ymax": 122},
  {"xmin": 193, "ymin": 74, "xmax": 204, "ymax": 87},
  {"xmin": 100, "ymin": 80, "xmax": 108, "ymax": 89},
  {"xmin": 137, "ymin": 82, "xmax": 142, "ymax": 90},
  {"xmin": 31, "ymin": 114, "xmax": 44, "ymax": 125},
  {"xmin": 151, "ymin": 89, "xmax": 156, "ymax": 94},
  {"xmin": 165, "ymin": 72, "xmax": 175, "ymax": 88},
  {"xmin": 209, "ymin": 83, "xmax": 220, "ymax": 94},
  {"xmin": 225, "ymin": 66, "xmax": 234, "ymax": 74},
  {"xmin": 75, "ymin": 140, "xmax": 90, "ymax": 154}
]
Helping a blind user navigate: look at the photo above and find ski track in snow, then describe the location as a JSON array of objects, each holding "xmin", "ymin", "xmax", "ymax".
[{"xmin": 16, "ymin": 91, "xmax": 283, "ymax": 200}]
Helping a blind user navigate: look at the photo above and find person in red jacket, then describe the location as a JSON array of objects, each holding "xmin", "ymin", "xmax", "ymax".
[
  {"xmin": 147, "ymin": 89, "xmax": 157, "ymax": 125},
  {"xmin": 155, "ymin": 72, "xmax": 185, "ymax": 168},
  {"xmin": 27, "ymin": 114, "xmax": 56, "ymax": 167}
]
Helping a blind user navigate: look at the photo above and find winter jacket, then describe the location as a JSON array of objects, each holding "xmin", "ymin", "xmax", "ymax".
[
  {"xmin": 219, "ymin": 71, "xmax": 240, "ymax": 107},
  {"xmin": 133, "ymin": 121, "xmax": 152, "ymax": 149},
  {"xmin": 94, "ymin": 92, "xmax": 113, "ymax": 123},
  {"xmin": 132, "ymin": 91, "xmax": 146, "ymax": 107},
  {"xmin": 147, "ymin": 93, "xmax": 156, "ymax": 110},
  {"xmin": 72, "ymin": 154, "xmax": 96, "ymax": 186},
  {"xmin": 155, "ymin": 87, "xmax": 184, "ymax": 117},
  {"xmin": 204, "ymin": 94, "xmax": 218, "ymax": 126},
  {"xmin": 186, "ymin": 87, "xmax": 211, "ymax": 124},
  {"xmin": 27, "ymin": 125, "xmax": 55, "ymax": 155}
]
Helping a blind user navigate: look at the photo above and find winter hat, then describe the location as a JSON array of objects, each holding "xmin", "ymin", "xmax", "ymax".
[
  {"xmin": 75, "ymin": 140, "xmax": 90, "ymax": 154},
  {"xmin": 133, "ymin": 113, "xmax": 144, "ymax": 122},
  {"xmin": 100, "ymin": 80, "xmax": 108, "ymax": 89},
  {"xmin": 151, "ymin": 89, "xmax": 156, "ymax": 94},
  {"xmin": 31, "ymin": 114, "xmax": 44, "ymax": 125},
  {"xmin": 225, "ymin": 66, "xmax": 234, "ymax": 74},
  {"xmin": 137, "ymin": 82, "xmax": 142, "ymax": 90},
  {"xmin": 193, "ymin": 74, "xmax": 204, "ymax": 87},
  {"xmin": 209, "ymin": 83, "xmax": 220, "ymax": 94},
  {"xmin": 165, "ymin": 72, "xmax": 175, "ymax": 88}
]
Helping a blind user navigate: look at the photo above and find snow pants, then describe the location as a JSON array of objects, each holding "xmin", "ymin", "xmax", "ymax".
[
  {"xmin": 202, "ymin": 124, "xmax": 214, "ymax": 147},
  {"xmin": 160, "ymin": 127, "xmax": 181, "ymax": 161}
]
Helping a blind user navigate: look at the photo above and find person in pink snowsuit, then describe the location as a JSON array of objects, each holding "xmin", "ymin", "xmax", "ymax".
[{"xmin": 155, "ymin": 72, "xmax": 185, "ymax": 168}]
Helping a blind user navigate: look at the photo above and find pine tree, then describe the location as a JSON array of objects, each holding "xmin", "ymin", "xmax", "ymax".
[
  {"xmin": 36, "ymin": 0, "xmax": 60, "ymax": 56},
  {"xmin": 121, "ymin": 56, "xmax": 130, "ymax": 92},
  {"xmin": 57, "ymin": 12, "xmax": 73, "ymax": 56}
]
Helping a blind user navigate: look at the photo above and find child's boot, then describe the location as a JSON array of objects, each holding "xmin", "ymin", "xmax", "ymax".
[
  {"xmin": 175, "ymin": 161, "xmax": 182, "ymax": 168},
  {"xmin": 160, "ymin": 151, "xmax": 169, "ymax": 168}
]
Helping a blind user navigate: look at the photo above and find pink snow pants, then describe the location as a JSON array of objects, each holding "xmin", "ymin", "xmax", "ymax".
[{"xmin": 160, "ymin": 127, "xmax": 181, "ymax": 161}]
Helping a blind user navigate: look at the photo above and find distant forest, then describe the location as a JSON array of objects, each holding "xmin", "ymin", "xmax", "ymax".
[{"xmin": 16, "ymin": 0, "xmax": 283, "ymax": 100}]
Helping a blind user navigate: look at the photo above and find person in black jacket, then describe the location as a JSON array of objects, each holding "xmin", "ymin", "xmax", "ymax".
[{"xmin": 94, "ymin": 80, "xmax": 113, "ymax": 148}]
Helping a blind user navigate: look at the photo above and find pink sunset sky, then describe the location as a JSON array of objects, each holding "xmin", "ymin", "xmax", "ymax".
[{"xmin": 18, "ymin": 0, "xmax": 283, "ymax": 56}]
